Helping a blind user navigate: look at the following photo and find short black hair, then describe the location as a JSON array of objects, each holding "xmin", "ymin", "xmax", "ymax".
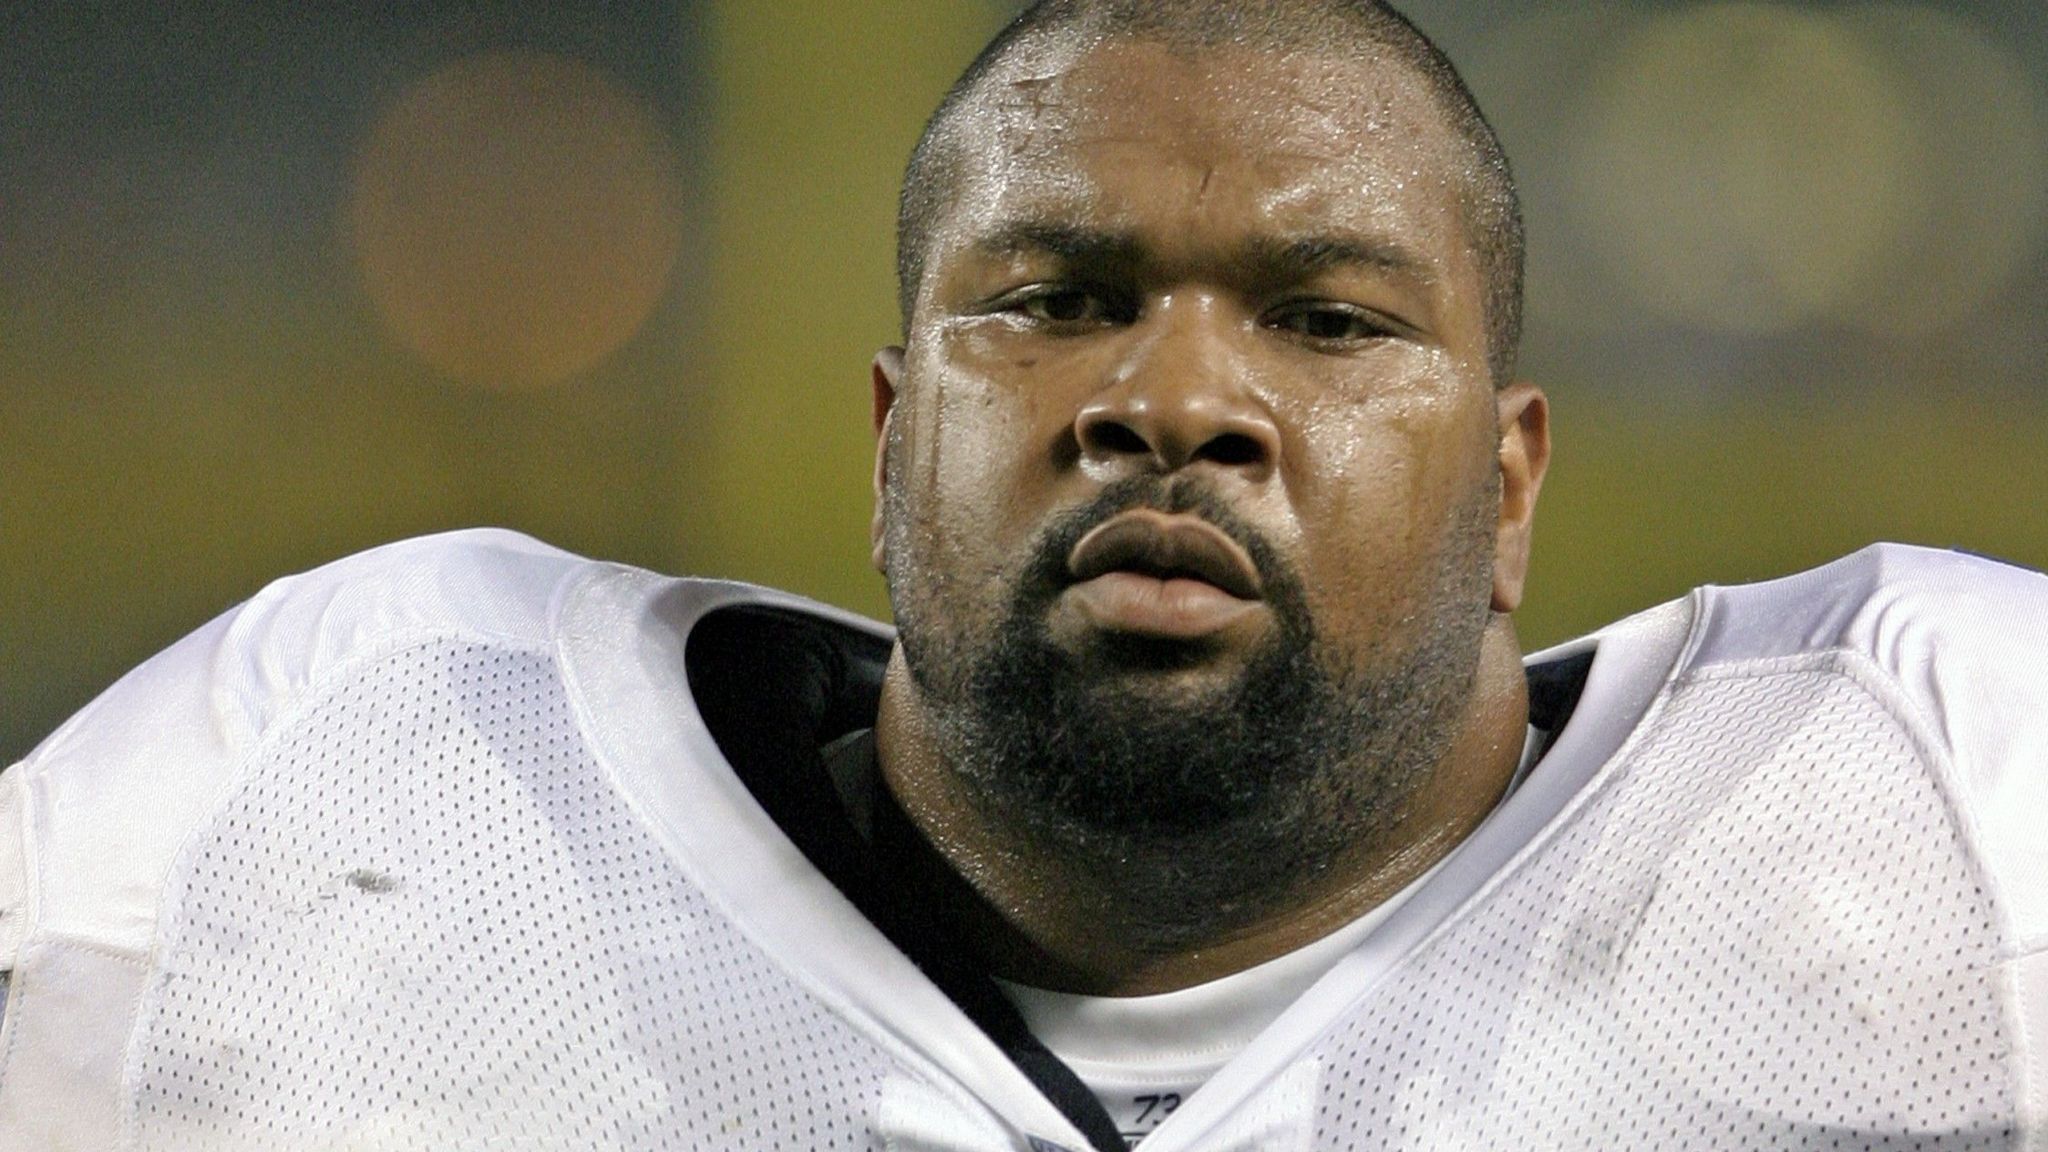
[{"xmin": 895, "ymin": 0, "xmax": 1525, "ymax": 384}]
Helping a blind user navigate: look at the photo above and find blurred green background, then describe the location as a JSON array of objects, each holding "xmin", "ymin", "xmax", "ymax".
[{"xmin": 4, "ymin": 1, "xmax": 2044, "ymax": 761}]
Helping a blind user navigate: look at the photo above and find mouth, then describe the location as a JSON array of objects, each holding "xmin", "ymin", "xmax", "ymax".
[
  {"xmin": 1068, "ymin": 510, "xmax": 1264, "ymax": 598},
  {"xmin": 1060, "ymin": 510, "xmax": 1266, "ymax": 640}
]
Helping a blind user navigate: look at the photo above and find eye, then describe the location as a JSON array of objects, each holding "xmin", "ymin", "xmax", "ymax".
[
  {"xmin": 1026, "ymin": 288, "xmax": 1098, "ymax": 322},
  {"xmin": 1266, "ymin": 301, "xmax": 1393, "ymax": 344},
  {"xmin": 1006, "ymin": 285, "xmax": 1127, "ymax": 326}
]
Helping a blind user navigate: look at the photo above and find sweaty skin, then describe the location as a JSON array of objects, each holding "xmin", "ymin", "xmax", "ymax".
[{"xmin": 870, "ymin": 38, "xmax": 1549, "ymax": 995}]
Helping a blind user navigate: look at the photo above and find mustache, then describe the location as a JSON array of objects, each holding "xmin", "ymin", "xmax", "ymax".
[{"xmin": 1018, "ymin": 476, "xmax": 1291, "ymax": 602}]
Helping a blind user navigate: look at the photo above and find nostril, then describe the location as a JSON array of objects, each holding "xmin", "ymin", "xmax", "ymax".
[
  {"xmin": 1197, "ymin": 432, "xmax": 1266, "ymax": 467},
  {"xmin": 1083, "ymin": 420, "xmax": 1153, "ymax": 457}
]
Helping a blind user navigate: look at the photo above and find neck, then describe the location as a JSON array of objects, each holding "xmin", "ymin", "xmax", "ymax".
[{"xmin": 873, "ymin": 616, "xmax": 1530, "ymax": 996}]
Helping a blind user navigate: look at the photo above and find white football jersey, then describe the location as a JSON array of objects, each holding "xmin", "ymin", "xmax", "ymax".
[{"xmin": 1, "ymin": 528, "xmax": 2044, "ymax": 1151}]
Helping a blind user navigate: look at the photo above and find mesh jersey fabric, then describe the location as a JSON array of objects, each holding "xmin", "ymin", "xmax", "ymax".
[
  {"xmin": 1302, "ymin": 658, "xmax": 2011, "ymax": 1149},
  {"xmin": 130, "ymin": 639, "xmax": 900, "ymax": 1151},
  {"xmin": 0, "ymin": 529, "xmax": 2043, "ymax": 1151}
]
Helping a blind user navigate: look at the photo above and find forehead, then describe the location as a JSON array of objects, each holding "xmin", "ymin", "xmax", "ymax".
[{"xmin": 932, "ymin": 37, "xmax": 1475, "ymax": 274}]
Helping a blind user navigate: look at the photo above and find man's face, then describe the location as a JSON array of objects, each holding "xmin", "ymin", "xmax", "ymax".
[{"xmin": 874, "ymin": 38, "xmax": 1530, "ymax": 886}]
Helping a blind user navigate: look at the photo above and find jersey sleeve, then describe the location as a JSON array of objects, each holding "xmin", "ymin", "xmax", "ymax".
[
  {"xmin": 1844, "ymin": 548, "xmax": 2048, "ymax": 950},
  {"xmin": 3, "ymin": 528, "xmax": 584, "ymax": 963},
  {"xmin": 0, "ymin": 530, "xmax": 587, "ymax": 1144},
  {"xmin": 1764, "ymin": 546, "xmax": 2048, "ymax": 1147},
  {"xmin": 1689, "ymin": 543, "xmax": 2048, "ymax": 945}
]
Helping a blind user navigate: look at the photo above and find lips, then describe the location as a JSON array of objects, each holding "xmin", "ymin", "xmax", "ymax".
[{"xmin": 1066, "ymin": 510, "xmax": 1265, "ymax": 601}]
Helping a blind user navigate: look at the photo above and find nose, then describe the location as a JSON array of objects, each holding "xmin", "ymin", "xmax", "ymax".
[{"xmin": 1073, "ymin": 299, "xmax": 1280, "ymax": 482}]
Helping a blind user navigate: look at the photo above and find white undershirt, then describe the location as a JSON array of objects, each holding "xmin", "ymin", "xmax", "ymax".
[{"xmin": 997, "ymin": 726, "xmax": 1545, "ymax": 1146}]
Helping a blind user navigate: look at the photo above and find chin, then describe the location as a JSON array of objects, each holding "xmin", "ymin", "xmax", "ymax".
[
  {"xmin": 1077, "ymin": 627, "xmax": 1255, "ymax": 671},
  {"xmin": 1077, "ymin": 669, "xmax": 1259, "ymax": 738}
]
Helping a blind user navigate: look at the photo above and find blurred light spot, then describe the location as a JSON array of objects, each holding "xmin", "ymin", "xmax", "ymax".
[
  {"xmin": 1570, "ymin": 4, "xmax": 1916, "ymax": 334},
  {"xmin": 1835, "ymin": 6, "xmax": 2047, "ymax": 337},
  {"xmin": 348, "ymin": 51, "xmax": 685, "ymax": 390}
]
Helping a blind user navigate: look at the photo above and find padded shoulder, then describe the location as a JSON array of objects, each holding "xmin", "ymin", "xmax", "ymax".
[
  {"xmin": 1693, "ymin": 544, "xmax": 2048, "ymax": 947},
  {"xmin": 5, "ymin": 528, "xmax": 598, "ymax": 958},
  {"xmin": 1688, "ymin": 543, "xmax": 2046, "ymax": 668}
]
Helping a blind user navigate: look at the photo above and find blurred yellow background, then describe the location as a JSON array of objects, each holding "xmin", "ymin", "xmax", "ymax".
[{"xmin": 4, "ymin": 0, "xmax": 2044, "ymax": 760}]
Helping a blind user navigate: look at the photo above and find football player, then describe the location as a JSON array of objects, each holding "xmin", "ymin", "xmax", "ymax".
[{"xmin": 1, "ymin": 1, "xmax": 2043, "ymax": 1149}]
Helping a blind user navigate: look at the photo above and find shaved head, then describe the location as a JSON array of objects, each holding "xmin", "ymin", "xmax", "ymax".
[{"xmin": 895, "ymin": 0, "xmax": 1524, "ymax": 384}]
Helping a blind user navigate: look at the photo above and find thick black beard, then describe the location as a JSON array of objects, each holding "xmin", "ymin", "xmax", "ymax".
[{"xmin": 891, "ymin": 475, "xmax": 1492, "ymax": 948}]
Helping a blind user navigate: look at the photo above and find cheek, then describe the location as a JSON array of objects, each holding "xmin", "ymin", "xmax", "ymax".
[
  {"xmin": 1287, "ymin": 371, "xmax": 1496, "ymax": 609},
  {"xmin": 889, "ymin": 357, "xmax": 1056, "ymax": 590}
]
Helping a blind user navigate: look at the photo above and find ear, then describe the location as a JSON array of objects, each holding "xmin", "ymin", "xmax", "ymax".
[
  {"xmin": 870, "ymin": 346, "xmax": 906, "ymax": 574},
  {"xmin": 1490, "ymin": 381, "xmax": 1550, "ymax": 613}
]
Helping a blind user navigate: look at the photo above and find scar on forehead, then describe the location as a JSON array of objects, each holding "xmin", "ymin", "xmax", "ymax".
[
  {"xmin": 999, "ymin": 75, "xmax": 1064, "ymax": 115},
  {"xmin": 993, "ymin": 74, "xmax": 1069, "ymax": 156}
]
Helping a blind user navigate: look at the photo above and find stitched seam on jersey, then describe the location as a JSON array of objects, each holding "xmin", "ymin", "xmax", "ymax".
[
  {"xmin": 2005, "ymin": 951, "xmax": 2048, "ymax": 1151},
  {"xmin": 552, "ymin": 574, "xmax": 781, "ymax": 950},
  {"xmin": 101, "ymin": 939, "xmax": 170, "ymax": 1152},
  {"xmin": 1779, "ymin": 650, "xmax": 2013, "ymax": 952},
  {"xmin": 21, "ymin": 931, "xmax": 148, "ymax": 967},
  {"xmin": 1669, "ymin": 648, "xmax": 1853, "ymax": 685},
  {"xmin": 0, "ymin": 939, "xmax": 151, "ymax": 1148},
  {"xmin": 117, "ymin": 631, "xmax": 555, "ymax": 1150},
  {"xmin": 1674, "ymin": 585, "xmax": 1713, "ymax": 675}
]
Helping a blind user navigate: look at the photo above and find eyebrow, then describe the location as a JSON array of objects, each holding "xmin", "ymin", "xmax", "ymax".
[
  {"xmin": 1243, "ymin": 234, "xmax": 1439, "ymax": 289},
  {"xmin": 967, "ymin": 220, "xmax": 1437, "ymax": 289},
  {"xmin": 970, "ymin": 221, "xmax": 1144, "ymax": 267}
]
